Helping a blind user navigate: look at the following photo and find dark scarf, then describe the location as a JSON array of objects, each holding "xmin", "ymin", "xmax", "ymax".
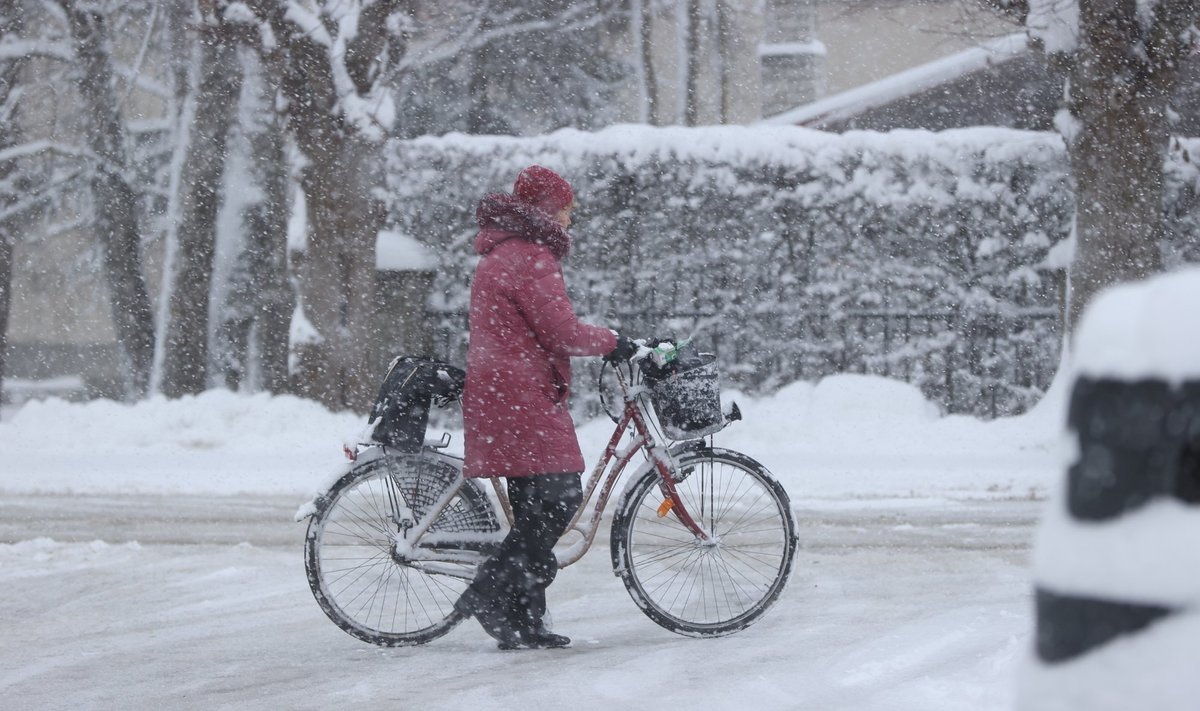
[{"xmin": 475, "ymin": 192, "xmax": 572, "ymax": 260}]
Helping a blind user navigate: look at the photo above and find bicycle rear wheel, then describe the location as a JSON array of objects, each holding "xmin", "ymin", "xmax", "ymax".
[
  {"xmin": 610, "ymin": 447, "xmax": 797, "ymax": 637},
  {"xmin": 304, "ymin": 449, "xmax": 501, "ymax": 646}
]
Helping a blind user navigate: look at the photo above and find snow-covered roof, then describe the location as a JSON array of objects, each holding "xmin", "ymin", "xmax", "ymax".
[
  {"xmin": 375, "ymin": 230, "xmax": 438, "ymax": 272},
  {"xmin": 761, "ymin": 33, "xmax": 1031, "ymax": 128},
  {"xmin": 759, "ymin": 40, "xmax": 827, "ymax": 58}
]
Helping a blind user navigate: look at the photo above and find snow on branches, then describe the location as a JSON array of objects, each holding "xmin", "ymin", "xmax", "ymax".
[{"xmin": 385, "ymin": 126, "xmax": 1200, "ymax": 417}]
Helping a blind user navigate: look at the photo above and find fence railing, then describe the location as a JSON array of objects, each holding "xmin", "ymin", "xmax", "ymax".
[{"xmin": 427, "ymin": 306, "xmax": 1063, "ymax": 419}]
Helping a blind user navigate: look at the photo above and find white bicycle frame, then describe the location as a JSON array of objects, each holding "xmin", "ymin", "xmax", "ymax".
[{"xmin": 385, "ymin": 364, "xmax": 712, "ymax": 580}]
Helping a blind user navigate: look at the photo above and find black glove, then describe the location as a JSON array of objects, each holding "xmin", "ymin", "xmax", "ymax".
[{"xmin": 605, "ymin": 334, "xmax": 640, "ymax": 364}]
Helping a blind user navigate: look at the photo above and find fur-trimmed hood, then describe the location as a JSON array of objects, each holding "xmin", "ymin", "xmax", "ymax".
[{"xmin": 474, "ymin": 192, "xmax": 572, "ymax": 260}]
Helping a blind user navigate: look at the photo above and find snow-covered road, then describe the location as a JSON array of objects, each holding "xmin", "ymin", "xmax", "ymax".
[{"xmin": 0, "ymin": 494, "xmax": 1040, "ymax": 711}]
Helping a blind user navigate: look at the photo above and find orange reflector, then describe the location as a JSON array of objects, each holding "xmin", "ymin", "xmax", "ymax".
[
  {"xmin": 343, "ymin": 445, "xmax": 357, "ymax": 462},
  {"xmin": 656, "ymin": 499, "xmax": 674, "ymax": 518}
]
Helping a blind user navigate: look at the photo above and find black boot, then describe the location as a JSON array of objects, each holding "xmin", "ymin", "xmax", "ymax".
[
  {"xmin": 497, "ymin": 595, "xmax": 571, "ymax": 650},
  {"xmin": 458, "ymin": 473, "xmax": 582, "ymax": 651},
  {"xmin": 454, "ymin": 589, "xmax": 527, "ymax": 648},
  {"xmin": 496, "ymin": 629, "xmax": 570, "ymax": 650}
]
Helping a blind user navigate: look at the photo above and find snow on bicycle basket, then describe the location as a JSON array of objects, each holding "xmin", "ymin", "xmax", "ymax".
[{"xmin": 641, "ymin": 344, "xmax": 727, "ymax": 440}]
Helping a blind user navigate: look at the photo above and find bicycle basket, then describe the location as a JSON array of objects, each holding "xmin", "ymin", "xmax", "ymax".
[
  {"xmin": 383, "ymin": 453, "xmax": 497, "ymax": 533},
  {"xmin": 641, "ymin": 346, "xmax": 725, "ymax": 441},
  {"xmin": 367, "ymin": 356, "xmax": 465, "ymax": 452}
]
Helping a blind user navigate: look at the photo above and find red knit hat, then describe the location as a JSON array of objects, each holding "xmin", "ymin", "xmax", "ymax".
[{"xmin": 513, "ymin": 165, "xmax": 574, "ymax": 215}]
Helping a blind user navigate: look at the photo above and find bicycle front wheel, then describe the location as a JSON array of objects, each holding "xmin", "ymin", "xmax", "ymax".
[
  {"xmin": 304, "ymin": 450, "xmax": 500, "ymax": 646},
  {"xmin": 610, "ymin": 447, "xmax": 797, "ymax": 637}
]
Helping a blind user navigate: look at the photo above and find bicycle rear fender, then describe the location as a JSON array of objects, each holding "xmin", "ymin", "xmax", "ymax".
[{"xmin": 293, "ymin": 445, "xmax": 465, "ymax": 522}]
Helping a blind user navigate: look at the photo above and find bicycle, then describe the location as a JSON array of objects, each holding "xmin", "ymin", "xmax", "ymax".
[{"xmin": 297, "ymin": 342, "xmax": 798, "ymax": 646}]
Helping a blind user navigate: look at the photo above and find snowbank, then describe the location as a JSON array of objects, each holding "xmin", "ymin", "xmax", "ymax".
[
  {"xmin": 0, "ymin": 373, "xmax": 1064, "ymax": 499},
  {"xmin": 0, "ymin": 390, "xmax": 363, "ymax": 496}
]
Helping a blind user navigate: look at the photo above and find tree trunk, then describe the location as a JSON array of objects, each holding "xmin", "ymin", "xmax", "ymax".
[
  {"xmin": 295, "ymin": 133, "xmax": 383, "ymax": 411},
  {"xmin": 637, "ymin": 0, "xmax": 661, "ymax": 125},
  {"xmin": 278, "ymin": 12, "xmax": 343, "ymax": 409},
  {"xmin": 212, "ymin": 58, "xmax": 289, "ymax": 394},
  {"xmin": 60, "ymin": 0, "xmax": 156, "ymax": 399},
  {"xmin": 161, "ymin": 6, "xmax": 243, "ymax": 397},
  {"xmin": 715, "ymin": 0, "xmax": 760, "ymax": 124},
  {"xmin": 242, "ymin": 49, "xmax": 293, "ymax": 395},
  {"xmin": 684, "ymin": 0, "xmax": 704, "ymax": 126},
  {"xmin": 466, "ymin": 13, "xmax": 508, "ymax": 135},
  {"xmin": 0, "ymin": 229, "xmax": 9, "ymax": 399},
  {"xmin": 268, "ymin": 2, "xmax": 394, "ymax": 412},
  {"xmin": 0, "ymin": 1, "xmax": 24, "ymax": 402},
  {"xmin": 715, "ymin": 0, "xmax": 731, "ymax": 123},
  {"xmin": 1065, "ymin": 0, "xmax": 1195, "ymax": 329}
]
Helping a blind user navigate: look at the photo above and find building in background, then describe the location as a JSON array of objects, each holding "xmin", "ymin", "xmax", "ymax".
[
  {"xmin": 761, "ymin": 0, "xmax": 825, "ymax": 117},
  {"xmin": 815, "ymin": 0, "xmax": 1014, "ymax": 98},
  {"xmin": 765, "ymin": 33, "xmax": 1060, "ymax": 131}
]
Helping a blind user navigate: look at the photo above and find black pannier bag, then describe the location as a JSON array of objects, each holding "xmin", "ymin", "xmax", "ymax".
[
  {"xmin": 640, "ymin": 344, "xmax": 726, "ymax": 440},
  {"xmin": 367, "ymin": 356, "xmax": 466, "ymax": 452}
]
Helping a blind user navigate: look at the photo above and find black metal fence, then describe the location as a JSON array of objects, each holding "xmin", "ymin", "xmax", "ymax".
[{"xmin": 427, "ymin": 305, "xmax": 1063, "ymax": 419}]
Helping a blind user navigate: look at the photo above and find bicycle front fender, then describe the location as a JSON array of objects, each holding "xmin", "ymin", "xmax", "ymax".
[
  {"xmin": 666, "ymin": 439, "xmax": 713, "ymax": 459},
  {"xmin": 612, "ymin": 440, "xmax": 712, "ymax": 517}
]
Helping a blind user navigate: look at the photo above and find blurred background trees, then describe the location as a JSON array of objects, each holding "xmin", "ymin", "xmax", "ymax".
[
  {"xmin": 0, "ymin": 0, "xmax": 643, "ymax": 411},
  {"xmin": 0, "ymin": 0, "xmax": 23, "ymax": 405},
  {"xmin": 0, "ymin": 0, "xmax": 1196, "ymax": 414}
]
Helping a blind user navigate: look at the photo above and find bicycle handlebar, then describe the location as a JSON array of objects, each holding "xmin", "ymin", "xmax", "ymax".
[
  {"xmin": 598, "ymin": 336, "xmax": 686, "ymax": 424},
  {"xmin": 631, "ymin": 337, "xmax": 686, "ymax": 367}
]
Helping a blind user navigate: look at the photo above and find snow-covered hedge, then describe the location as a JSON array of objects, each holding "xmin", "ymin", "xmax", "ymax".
[{"xmin": 384, "ymin": 125, "xmax": 1200, "ymax": 417}]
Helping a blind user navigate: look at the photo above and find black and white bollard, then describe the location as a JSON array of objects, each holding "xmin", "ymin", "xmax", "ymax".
[{"xmin": 1018, "ymin": 268, "xmax": 1200, "ymax": 710}]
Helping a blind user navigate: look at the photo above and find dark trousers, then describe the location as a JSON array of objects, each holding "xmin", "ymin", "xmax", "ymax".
[{"xmin": 462, "ymin": 472, "xmax": 583, "ymax": 632}]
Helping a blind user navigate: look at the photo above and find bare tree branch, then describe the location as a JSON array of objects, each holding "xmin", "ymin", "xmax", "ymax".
[
  {"xmin": 116, "ymin": 1, "xmax": 159, "ymax": 109},
  {"xmin": 0, "ymin": 38, "xmax": 74, "ymax": 61},
  {"xmin": 396, "ymin": 2, "xmax": 605, "ymax": 71},
  {"xmin": 0, "ymin": 138, "xmax": 99, "ymax": 164}
]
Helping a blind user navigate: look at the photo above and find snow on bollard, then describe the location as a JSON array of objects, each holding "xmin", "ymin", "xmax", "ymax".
[{"xmin": 1018, "ymin": 268, "xmax": 1200, "ymax": 711}]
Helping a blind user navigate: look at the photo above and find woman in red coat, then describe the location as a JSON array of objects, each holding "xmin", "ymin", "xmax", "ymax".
[{"xmin": 455, "ymin": 166, "xmax": 636, "ymax": 650}]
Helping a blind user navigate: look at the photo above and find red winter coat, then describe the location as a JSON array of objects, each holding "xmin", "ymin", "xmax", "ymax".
[{"xmin": 462, "ymin": 195, "xmax": 616, "ymax": 479}]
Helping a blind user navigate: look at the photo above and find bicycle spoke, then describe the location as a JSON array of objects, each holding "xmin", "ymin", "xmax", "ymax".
[
  {"xmin": 306, "ymin": 454, "xmax": 499, "ymax": 645},
  {"xmin": 633, "ymin": 541, "xmax": 699, "ymax": 583},
  {"xmin": 647, "ymin": 542, "xmax": 707, "ymax": 601},
  {"xmin": 615, "ymin": 450, "xmax": 796, "ymax": 635},
  {"xmin": 325, "ymin": 549, "xmax": 391, "ymax": 588},
  {"xmin": 332, "ymin": 552, "xmax": 393, "ymax": 601},
  {"xmin": 708, "ymin": 549, "xmax": 769, "ymax": 602},
  {"xmin": 327, "ymin": 489, "xmax": 397, "ymax": 546}
]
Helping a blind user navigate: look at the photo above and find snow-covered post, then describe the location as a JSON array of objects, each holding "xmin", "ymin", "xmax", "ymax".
[
  {"xmin": 1020, "ymin": 268, "xmax": 1200, "ymax": 710},
  {"xmin": 759, "ymin": 0, "xmax": 822, "ymax": 118}
]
